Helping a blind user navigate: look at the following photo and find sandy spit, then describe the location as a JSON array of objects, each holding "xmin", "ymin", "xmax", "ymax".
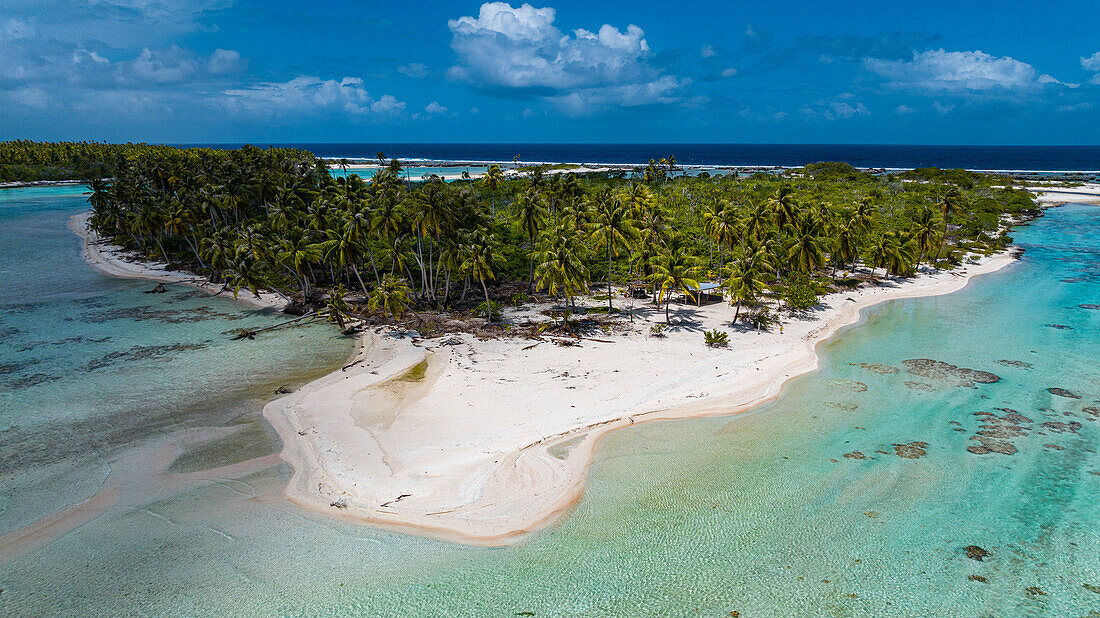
[
  {"xmin": 266, "ymin": 251, "xmax": 1017, "ymax": 546},
  {"xmin": 69, "ymin": 212, "xmax": 286, "ymax": 311}
]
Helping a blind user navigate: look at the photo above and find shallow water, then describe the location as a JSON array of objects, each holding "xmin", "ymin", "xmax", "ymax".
[
  {"xmin": 329, "ymin": 165, "xmax": 490, "ymax": 182},
  {"xmin": 1, "ymin": 194, "xmax": 1098, "ymax": 616}
]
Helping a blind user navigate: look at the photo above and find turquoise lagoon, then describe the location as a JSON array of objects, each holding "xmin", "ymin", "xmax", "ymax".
[
  {"xmin": 329, "ymin": 165, "xmax": 490, "ymax": 182},
  {"xmin": 0, "ymin": 188, "xmax": 1098, "ymax": 616}
]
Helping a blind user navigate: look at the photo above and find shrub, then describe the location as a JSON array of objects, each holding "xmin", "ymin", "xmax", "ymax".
[
  {"xmin": 704, "ymin": 329, "xmax": 729, "ymax": 347},
  {"xmin": 474, "ymin": 300, "xmax": 502, "ymax": 321},
  {"xmin": 510, "ymin": 293, "xmax": 530, "ymax": 307},
  {"xmin": 750, "ymin": 307, "xmax": 775, "ymax": 330},
  {"xmin": 784, "ymin": 279, "xmax": 820, "ymax": 311},
  {"xmin": 649, "ymin": 323, "xmax": 667, "ymax": 337}
]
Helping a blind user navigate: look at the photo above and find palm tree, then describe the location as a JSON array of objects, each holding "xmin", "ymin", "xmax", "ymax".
[
  {"xmin": 768, "ymin": 184, "xmax": 798, "ymax": 237},
  {"xmin": 482, "ymin": 164, "xmax": 505, "ymax": 214},
  {"xmin": 787, "ymin": 214, "xmax": 826, "ymax": 274},
  {"xmin": 277, "ymin": 235, "xmax": 323, "ymax": 300},
  {"xmin": 586, "ymin": 192, "xmax": 637, "ymax": 311},
  {"xmin": 534, "ymin": 224, "xmax": 590, "ymax": 330},
  {"xmin": 649, "ymin": 235, "xmax": 701, "ymax": 324},
  {"xmin": 830, "ymin": 219, "xmax": 861, "ymax": 278},
  {"xmin": 911, "ymin": 208, "xmax": 944, "ymax": 269},
  {"xmin": 704, "ymin": 203, "xmax": 740, "ymax": 277},
  {"xmin": 866, "ymin": 232, "xmax": 913, "ymax": 282},
  {"xmin": 515, "ymin": 190, "xmax": 547, "ymax": 292},
  {"xmin": 368, "ymin": 273, "xmax": 412, "ymax": 320},
  {"xmin": 725, "ymin": 250, "xmax": 770, "ymax": 325},
  {"xmin": 459, "ymin": 230, "xmax": 503, "ymax": 322},
  {"xmin": 322, "ymin": 284, "xmax": 355, "ymax": 329}
]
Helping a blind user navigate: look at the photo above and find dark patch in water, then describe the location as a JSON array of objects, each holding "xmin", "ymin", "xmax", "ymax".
[
  {"xmin": 1044, "ymin": 323, "xmax": 1072, "ymax": 330},
  {"xmin": 0, "ymin": 359, "xmax": 42, "ymax": 375},
  {"xmin": 902, "ymin": 359, "xmax": 999, "ymax": 388},
  {"xmin": 824, "ymin": 379, "xmax": 867, "ymax": 392},
  {"xmin": 966, "ymin": 410, "xmax": 1032, "ymax": 456},
  {"xmin": 892, "ymin": 441, "xmax": 928, "ymax": 459},
  {"xmin": 1079, "ymin": 304, "xmax": 1100, "ymax": 310},
  {"xmin": 964, "ymin": 545, "xmax": 991, "ymax": 561},
  {"xmin": 17, "ymin": 334, "xmax": 112, "ymax": 352},
  {"xmin": 995, "ymin": 359, "xmax": 1032, "ymax": 370},
  {"xmin": 843, "ymin": 451, "xmax": 868, "ymax": 460},
  {"xmin": 849, "ymin": 362, "xmax": 899, "ymax": 374},
  {"xmin": 903, "ymin": 380, "xmax": 936, "ymax": 392},
  {"xmin": 0, "ymin": 326, "xmax": 19, "ymax": 342},
  {"xmin": 82, "ymin": 342, "xmax": 209, "ymax": 372},
  {"xmin": 1040, "ymin": 421, "xmax": 1081, "ymax": 433},
  {"xmin": 1047, "ymin": 387, "xmax": 1081, "ymax": 399},
  {"xmin": 4, "ymin": 372, "xmax": 59, "ymax": 389},
  {"xmin": 83, "ymin": 305, "xmax": 249, "ymax": 324},
  {"xmin": 824, "ymin": 402, "xmax": 859, "ymax": 411}
]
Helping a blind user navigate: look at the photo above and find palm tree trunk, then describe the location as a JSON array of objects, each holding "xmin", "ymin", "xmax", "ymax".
[
  {"xmin": 481, "ymin": 278, "xmax": 493, "ymax": 322},
  {"xmin": 353, "ymin": 266, "xmax": 369, "ymax": 298},
  {"xmin": 527, "ymin": 251, "xmax": 535, "ymax": 293},
  {"xmin": 364, "ymin": 244, "xmax": 381, "ymax": 285},
  {"xmin": 607, "ymin": 243, "xmax": 613, "ymax": 312},
  {"xmin": 733, "ymin": 301, "xmax": 741, "ymax": 324}
]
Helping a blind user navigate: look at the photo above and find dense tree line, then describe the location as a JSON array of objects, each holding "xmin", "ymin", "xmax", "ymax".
[{"xmin": 78, "ymin": 143, "xmax": 1037, "ymax": 329}]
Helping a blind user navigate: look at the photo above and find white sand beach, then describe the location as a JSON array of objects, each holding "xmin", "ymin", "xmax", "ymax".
[
  {"xmin": 1028, "ymin": 182, "xmax": 1100, "ymax": 206},
  {"xmin": 264, "ymin": 251, "xmax": 1016, "ymax": 545},
  {"xmin": 69, "ymin": 212, "xmax": 287, "ymax": 311}
]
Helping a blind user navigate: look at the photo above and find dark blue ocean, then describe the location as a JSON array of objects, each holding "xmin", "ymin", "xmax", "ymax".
[{"xmin": 187, "ymin": 143, "xmax": 1100, "ymax": 173}]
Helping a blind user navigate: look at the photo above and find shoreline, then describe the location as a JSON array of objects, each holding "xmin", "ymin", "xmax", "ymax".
[
  {"xmin": 68, "ymin": 189, "xmax": 1100, "ymax": 547},
  {"xmin": 69, "ymin": 212, "xmax": 286, "ymax": 311},
  {"xmin": 264, "ymin": 251, "xmax": 1018, "ymax": 546}
]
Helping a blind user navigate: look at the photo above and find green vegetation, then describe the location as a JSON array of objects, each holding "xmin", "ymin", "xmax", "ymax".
[
  {"xmin": 704, "ymin": 329, "xmax": 729, "ymax": 347},
  {"xmin": 14, "ymin": 139, "xmax": 1034, "ymax": 332}
]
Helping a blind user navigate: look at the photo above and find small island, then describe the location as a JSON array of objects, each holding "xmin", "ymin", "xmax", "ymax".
[{"xmin": 15, "ymin": 140, "xmax": 1082, "ymax": 543}]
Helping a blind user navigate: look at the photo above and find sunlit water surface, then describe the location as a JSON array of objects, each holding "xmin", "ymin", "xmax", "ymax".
[{"xmin": 1, "ymin": 187, "xmax": 1097, "ymax": 616}]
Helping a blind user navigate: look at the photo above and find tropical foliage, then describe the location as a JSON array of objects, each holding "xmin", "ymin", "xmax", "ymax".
[{"xmin": 29, "ymin": 141, "xmax": 1035, "ymax": 331}]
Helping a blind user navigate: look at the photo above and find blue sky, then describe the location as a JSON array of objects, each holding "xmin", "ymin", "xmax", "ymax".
[{"xmin": 1, "ymin": 0, "xmax": 1098, "ymax": 144}]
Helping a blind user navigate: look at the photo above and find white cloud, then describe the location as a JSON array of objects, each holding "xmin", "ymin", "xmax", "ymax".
[
  {"xmin": 398, "ymin": 62, "xmax": 429, "ymax": 78},
  {"xmin": 864, "ymin": 49, "xmax": 1039, "ymax": 91},
  {"xmin": 700, "ymin": 44, "xmax": 715, "ymax": 58},
  {"xmin": 548, "ymin": 75, "xmax": 685, "ymax": 116},
  {"xmin": 894, "ymin": 104, "xmax": 913, "ymax": 115},
  {"xmin": 208, "ymin": 48, "xmax": 242, "ymax": 74},
  {"xmin": 720, "ymin": 67, "xmax": 737, "ymax": 78},
  {"xmin": 223, "ymin": 76, "xmax": 404, "ymax": 117},
  {"xmin": 8, "ymin": 86, "xmax": 48, "ymax": 108},
  {"xmin": 128, "ymin": 46, "xmax": 199, "ymax": 83},
  {"xmin": 447, "ymin": 2, "xmax": 683, "ymax": 114},
  {"xmin": 801, "ymin": 94, "xmax": 870, "ymax": 120},
  {"xmin": 932, "ymin": 100, "xmax": 954, "ymax": 114},
  {"xmin": 424, "ymin": 101, "xmax": 447, "ymax": 114},
  {"xmin": 371, "ymin": 94, "xmax": 405, "ymax": 113},
  {"xmin": 1, "ymin": 17, "xmax": 35, "ymax": 40},
  {"xmin": 1081, "ymin": 51, "xmax": 1100, "ymax": 72}
]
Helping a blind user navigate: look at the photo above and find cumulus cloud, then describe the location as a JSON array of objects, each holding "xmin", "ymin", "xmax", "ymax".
[
  {"xmin": 223, "ymin": 76, "xmax": 405, "ymax": 117},
  {"xmin": 208, "ymin": 48, "xmax": 243, "ymax": 74},
  {"xmin": 424, "ymin": 101, "xmax": 447, "ymax": 114},
  {"xmin": 800, "ymin": 94, "xmax": 870, "ymax": 120},
  {"xmin": 398, "ymin": 62, "xmax": 429, "ymax": 78},
  {"xmin": 1081, "ymin": 51, "xmax": 1100, "ymax": 72},
  {"xmin": 894, "ymin": 104, "xmax": 913, "ymax": 115},
  {"xmin": 446, "ymin": 2, "xmax": 685, "ymax": 115},
  {"xmin": 700, "ymin": 45, "xmax": 715, "ymax": 58},
  {"xmin": 864, "ymin": 49, "xmax": 1039, "ymax": 91},
  {"xmin": 129, "ymin": 46, "xmax": 200, "ymax": 83}
]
